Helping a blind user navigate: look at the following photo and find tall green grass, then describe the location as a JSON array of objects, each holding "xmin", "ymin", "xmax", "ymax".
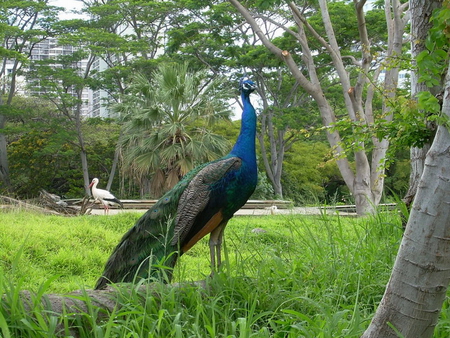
[{"xmin": 1, "ymin": 209, "xmax": 450, "ymax": 337}]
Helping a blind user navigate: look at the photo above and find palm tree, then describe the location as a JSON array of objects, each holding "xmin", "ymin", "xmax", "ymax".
[{"xmin": 115, "ymin": 62, "xmax": 233, "ymax": 197}]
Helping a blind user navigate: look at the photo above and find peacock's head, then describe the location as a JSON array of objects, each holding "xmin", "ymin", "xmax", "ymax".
[{"xmin": 239, "ymin": 77, "xmax": 257, "ymax": 94}]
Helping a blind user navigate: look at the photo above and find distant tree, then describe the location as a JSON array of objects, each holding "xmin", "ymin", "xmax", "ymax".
[
  {"xmin": 26, "ymin": 46, "xmax": 97, "ymax": 195},
  {"xmin": 166, "ymin": 1, "xmax": 322, "ymax": 199},
  {"xmin": 83, "ymin": 118, "xmax": 121, "ymax": 196},
  {"xmin": 73, "ymin": 0, "xmax": 179, "ymax": 191},
  {"xmin": 255, "ymin": 72, "xmax": 321, "ymax": 199},
  {"xmin": 7, "ymin": 107, "xmax": 121, "ymax": 198},
  {"xmin": 229, "ymin": 0, "xmax": 409, "ymax": 215},
  {"xmin": 115, "ymin": 62, "xmax": 233, "ymax": 197},
  {"xmin": 6, "ymin": 96, "xmax": 73, "ymax": 197},
  {"xmin": 0, "ymin": 0, "xmax": 62, "ymax": 192},
  {"xmin": 282, "ymin": 141, "xmax": 343, "ymax": 204}
]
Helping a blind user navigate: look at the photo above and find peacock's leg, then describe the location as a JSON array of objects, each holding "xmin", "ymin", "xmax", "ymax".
[{"xmin": 209, "ymin": 221, "xmax": 228, "ymax": 274}]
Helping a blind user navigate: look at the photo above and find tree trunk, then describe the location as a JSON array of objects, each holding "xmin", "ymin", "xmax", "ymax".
[
  {"xmin": 361, "ymin": 51, "xmax": 450, "ymax": 338},
  {"xmin": 403, "ymin": 0, "xmax": 442, "ymax": 209},
  {"xmin": 0, "ymin": 115, "xmax": 11, "ymax": 191},
  {"xmin": 403, "ymin": 145, "xmax": 430, "ymax": 207},
  {"xmin": 257, "ymin": 124, "xmax": 285, "ymax": 199},
  {"xmin": 74, "ymin": 93, "xmax": 91, "ymax": 196},
  {"xmin": 353, "ymin": 151, "xmax": 375, "ymax": 215},
  {"xmin": 81, "ymin": 149, "xmax": 90, "ymax": 196},
  {"xmin": 0, "ymin": 96, "xmax": 11, "ymax": 191},
  {"xmin": 106, "ymin": 147, "xmax": 120, "ymax": 191}
]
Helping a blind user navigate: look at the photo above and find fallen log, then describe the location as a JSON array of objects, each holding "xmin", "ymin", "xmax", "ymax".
[
  {"xmin": 5, "ymin": 281, "xmax": 207, "ymax": 337},
  {"xmin": 0, "ymin": 192, "xmax": 93, "ymax": 216}
]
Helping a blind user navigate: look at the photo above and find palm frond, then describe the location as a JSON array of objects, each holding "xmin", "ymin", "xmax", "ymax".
[{"xmin": 117, "ymin": 62, "xmax": 234, "ymax": 197}]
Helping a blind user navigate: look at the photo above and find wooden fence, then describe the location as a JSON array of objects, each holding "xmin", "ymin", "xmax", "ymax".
[{"xmin": 68, "ymin": 199, "xmax": 293, "ymax": 210}]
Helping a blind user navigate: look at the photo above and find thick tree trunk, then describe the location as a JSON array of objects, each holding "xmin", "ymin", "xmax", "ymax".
[{"xmin": 362, "ymin": 55, "xmax": 450, "ymax": 338}]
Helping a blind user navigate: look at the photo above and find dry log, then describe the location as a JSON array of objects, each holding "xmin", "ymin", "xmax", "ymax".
[
  {"xmin": 0, "ymin": 195, "xmax": 60, "ymax": 215},
  {"xmin": 39, "ymin": 190, "xmax": 92, "ymax": 215}
]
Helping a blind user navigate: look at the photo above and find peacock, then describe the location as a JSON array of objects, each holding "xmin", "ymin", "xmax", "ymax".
[{"xmin": 95, "ymin": 77, "xmax": 257, "ymax": 290}]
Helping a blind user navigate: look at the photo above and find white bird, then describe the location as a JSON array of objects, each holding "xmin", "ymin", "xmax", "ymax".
[
  {"xmin": 88, "ymin": 178, "xmax": 123, "ymax": 214},
  {"xmin": 264, "ymin": 205, "xmax": 278, "ymax": 215}
]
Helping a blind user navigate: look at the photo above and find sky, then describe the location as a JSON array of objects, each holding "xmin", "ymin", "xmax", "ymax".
[{"xmin": 49, "ymin": 0, "xmax": 84, "ymax": 20}]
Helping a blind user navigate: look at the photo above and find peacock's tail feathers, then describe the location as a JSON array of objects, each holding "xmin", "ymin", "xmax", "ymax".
[{"xmin": 95, "ymin": 210, "xmax": 180, "ymax": 289}]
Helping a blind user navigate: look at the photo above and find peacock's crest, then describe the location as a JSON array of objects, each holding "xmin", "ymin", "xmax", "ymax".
[{"xmin": 239, "ymin": 76, "xmax": 257, "ymax": 94}]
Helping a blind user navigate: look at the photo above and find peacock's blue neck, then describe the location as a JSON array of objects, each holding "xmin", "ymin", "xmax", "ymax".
[{"xmin": 230, "ymin": 91, "xmax": 256, "ymax": 164}]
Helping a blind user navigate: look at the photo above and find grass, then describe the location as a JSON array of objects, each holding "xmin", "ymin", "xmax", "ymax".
[{"xmin": 1, "ymin": 208, "xmax": 450, "ymax": 337}]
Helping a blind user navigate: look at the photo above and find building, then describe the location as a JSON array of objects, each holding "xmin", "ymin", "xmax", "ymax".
[
  {"xmin": 91, "ymin": 58, "xmax": 112, "ymax": 118},
  {"xmin": 4, "ymin": 37, "xmax": 94, "ymax": 117}
]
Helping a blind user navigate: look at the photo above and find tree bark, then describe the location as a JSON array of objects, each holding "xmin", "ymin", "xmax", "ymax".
[
  {"xmin": 361, "ymin": 51, "xmax": 450, "ymax": 338},
  {"xmin": 75, "ymin": 93, "xmax": 91, "ymax": 196},
  {"xmin": 403, "ymin": 145, "xmax": 430, "ymax": 208}
]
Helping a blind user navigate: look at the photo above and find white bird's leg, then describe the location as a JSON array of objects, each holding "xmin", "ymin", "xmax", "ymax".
[{"xmin": 209, "ymin": 221, "xmax": 228, "ymax": 275}]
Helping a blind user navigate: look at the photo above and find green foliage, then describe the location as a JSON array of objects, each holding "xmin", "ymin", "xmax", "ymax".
[
  {"xmin": 282, "ymin": 141, "xmax": 344, "ymax": 204},
  {"xmin": 384, "ymin": 156, "xmax": 410, "ymax": 197},
  {"xmin": 330, "ymin": 94, "xmax": 431, "ymax": 167},
  {"xmin": 7, "ymin": 116, "xmax": 121, "ymax": 198},
  {"xmin": 376, "ymin": 96, "xmax": 434, "ymax": 151},
  {"xmin": 416, "ymin": 4, "xmax": 450, "ymax": 90},
  {"xmin": 8, "ymin": 130, "xmax": 75, "ymax": 197},
  {"xmin": 251, "ymin": 171, "xmax": 275, "ymax": 199},
  {"xmin": 414, "ymin": 3, "xmax": 450, "ymax": 124}
]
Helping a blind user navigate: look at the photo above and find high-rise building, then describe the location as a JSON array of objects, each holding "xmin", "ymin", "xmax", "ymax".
[
  {"xmin": 3, "ymin": 37, "xmax": 94, "ymax": 117},
  {"xmin": 91, "ymin": 58, "xmax": 111, "ymax": 118}
]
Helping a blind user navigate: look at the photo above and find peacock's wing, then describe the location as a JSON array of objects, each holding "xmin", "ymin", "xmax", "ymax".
[{"xmin": 172, "ymin": 156, "xmax": 242, "ymax": 246}]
